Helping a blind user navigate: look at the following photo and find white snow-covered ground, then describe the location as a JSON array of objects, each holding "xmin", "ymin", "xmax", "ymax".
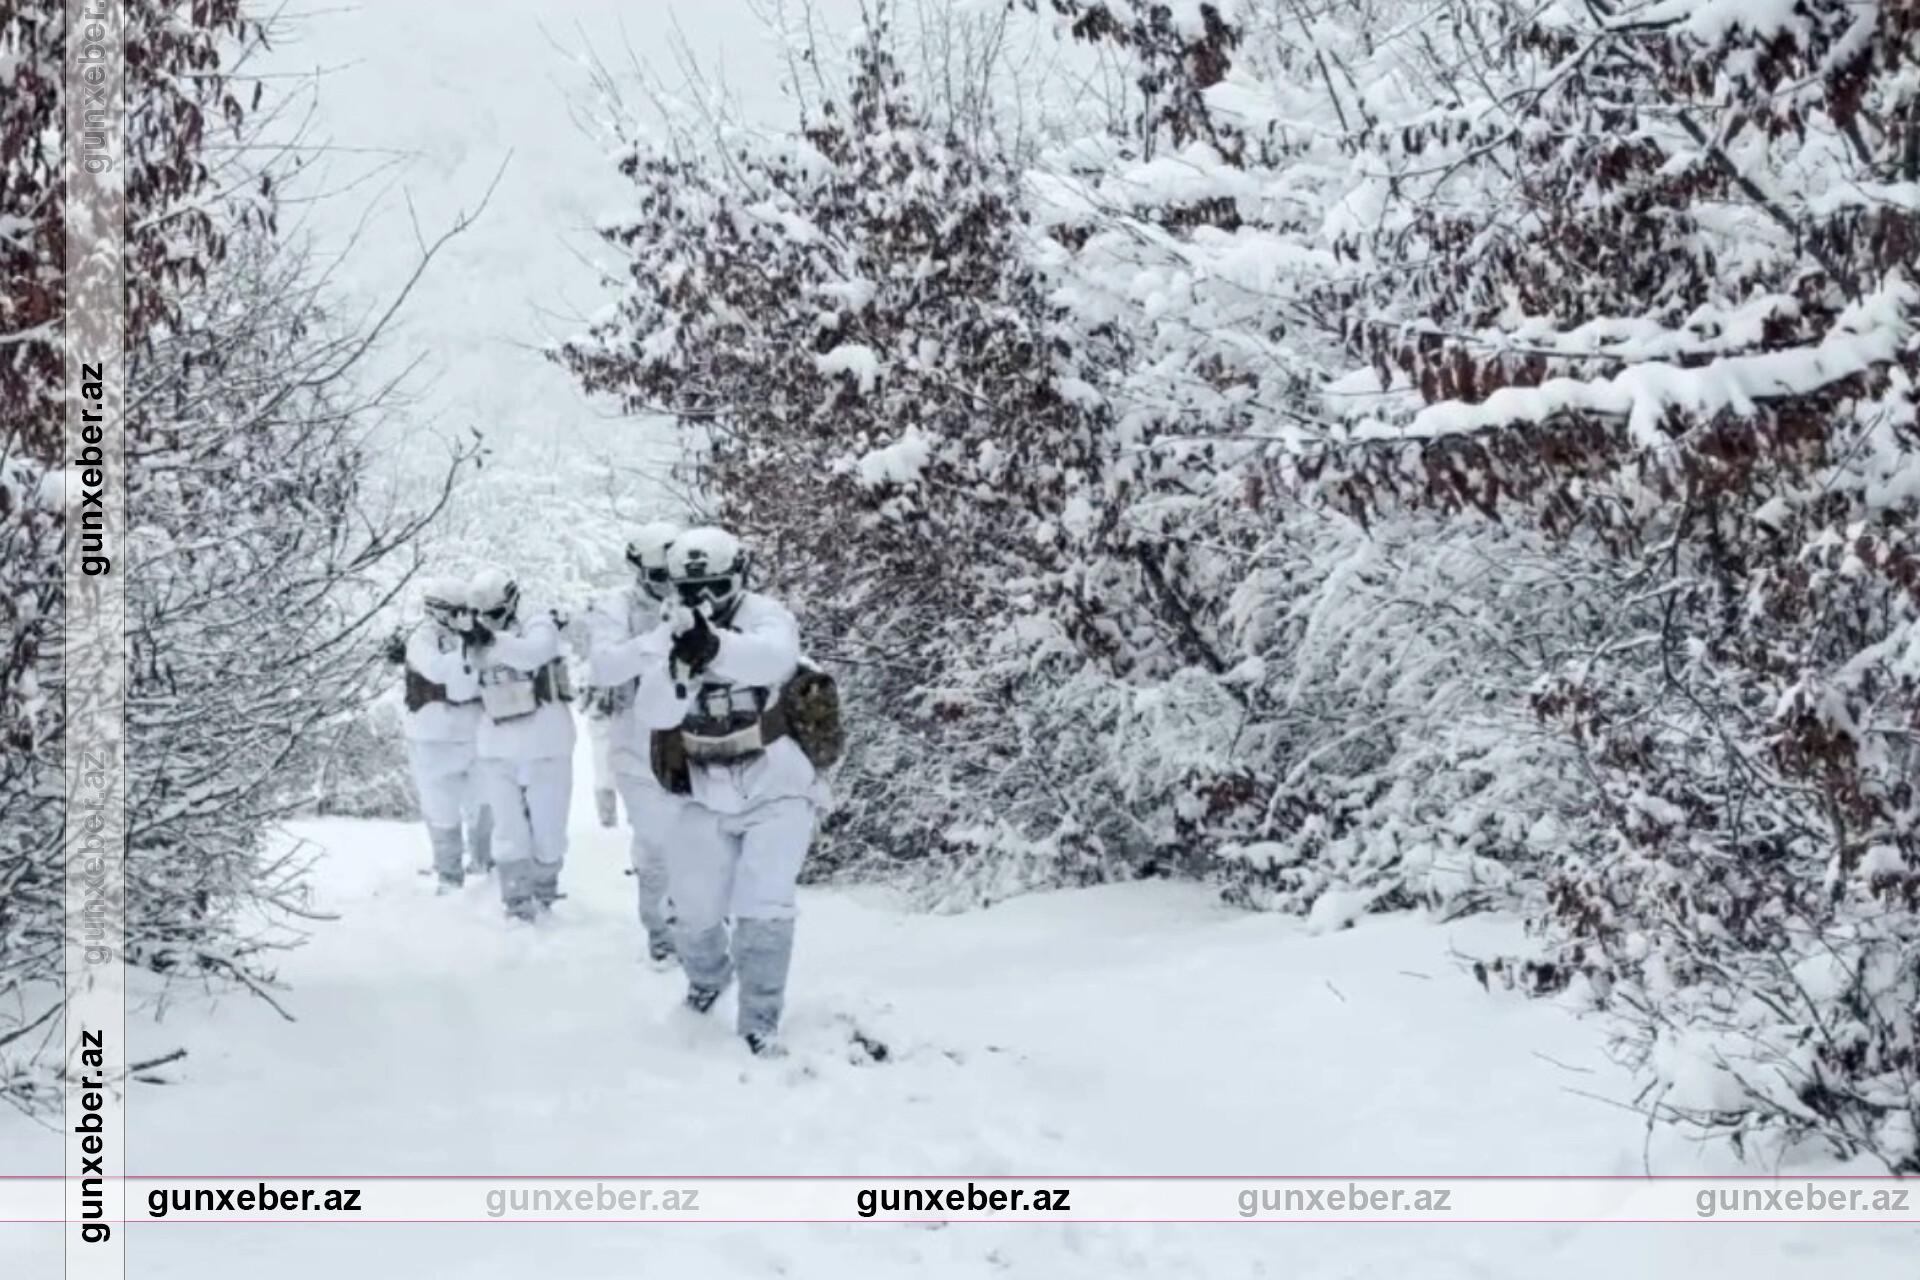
[{"xmin": 3, "ymin": 753, "xmax": 1915, "ymax": 1276}]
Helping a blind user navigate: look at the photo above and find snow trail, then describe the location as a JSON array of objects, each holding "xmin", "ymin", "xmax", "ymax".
[{"xmin": 7, "ymin": 752, "xmax": 1915, "ymax": 1274}]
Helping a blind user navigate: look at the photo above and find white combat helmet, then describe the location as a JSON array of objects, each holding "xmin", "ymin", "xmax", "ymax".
[
  {"xmin": 666, "ymin": 526, "xmax": 749, "ymax": 618},
  {"xmin": 624, "ymin": 520, "xmax": 684, "ymax": 602},
  {"xmin": 419, "ymin": 576, "xmax": 470, "ymax": 630},
  {"xmin": 468, "ymin": 566, "xmax": 521, "ymax": 628}
]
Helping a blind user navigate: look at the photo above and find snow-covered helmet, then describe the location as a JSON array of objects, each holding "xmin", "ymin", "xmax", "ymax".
[
  {"xmin": 419, "ymin": 576, "xmax": 469, "ymax": 630},
  {"xmin": 623, "ymin": 520, "xmax": 683, "ymax": 602},
  {"xmin": 666, "ymin": 526, "xmax": 749, "ymax": 619},
  {"xmin": 468, "ymin": 567, "xmax": 521, "ymax": 629}
]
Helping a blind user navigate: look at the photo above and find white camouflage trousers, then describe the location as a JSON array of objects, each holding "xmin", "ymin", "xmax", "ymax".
[
  {"xmin": 666, "ymin": 796, "xmax": 815, "ymax": 1038},
  {"xmin": 407, "ymin": 737, "xmax": 491, "ymax": 882},
  {"xmin": 478, "ymin": 754, "xmax": 572, "ymax": 918},
  {"xmin": 613, "ymin": 769, "xmax": 675, "ymax": 943}
]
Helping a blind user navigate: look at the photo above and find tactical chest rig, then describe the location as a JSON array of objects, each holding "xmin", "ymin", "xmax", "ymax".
[
  {"xmin": 404, "ymin": 667, "xmax": 479, "ymax": 712},
  {"xmin": 650, "ymin": 665, "xmax": 843, "ymax": 795},
  {"xmin": 478, "ymin": 659, "xmax": 573, "ymax": 722},
  {"xmin": 404, "ymin": 634, "xmax": 478, "ymax": 712}
]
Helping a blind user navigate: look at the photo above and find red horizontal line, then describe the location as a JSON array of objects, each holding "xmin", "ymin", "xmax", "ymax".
[
  {"xmin": 2, "ymin": 1174, "xmax": 1912, "ymax": 1181},
  {"xmin": 14, "ymin": 1218, "xmax": 1915, "ymax": 1225}
]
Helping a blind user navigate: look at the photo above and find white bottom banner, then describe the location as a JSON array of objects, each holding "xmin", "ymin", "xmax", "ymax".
[{"xmin": 2, "ymin": 1176, "xmax": 1916, "ymax": 1224}]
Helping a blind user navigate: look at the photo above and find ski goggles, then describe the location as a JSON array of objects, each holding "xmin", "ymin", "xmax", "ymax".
[
  {"xmin": 626, "ymin": 545, "xmax": 673, "ymax": 585},
  {"xmin": 674, "ymin": 577, "xmax": 737, "ymax": 610},
  {"xmin": 478, "ymin": 603, "xmax": 515, "ymax": 628}
]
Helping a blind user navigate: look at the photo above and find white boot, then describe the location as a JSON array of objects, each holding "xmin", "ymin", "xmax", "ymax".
[
  {"xmin": 467, "ymin": 804, "xmax": 494, "ymax": 874},
  {"xmin": 428, "ymin": 825, "xmax": 465, "ymax": 890}
]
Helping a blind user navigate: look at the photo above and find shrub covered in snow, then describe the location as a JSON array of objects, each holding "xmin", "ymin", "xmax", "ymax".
[
  {"xmin": 1361, "ymin": 0, "xmax": 1919, "ymax": 1173},
  {"xmin": 294, "ymin": 695, "xmax": 418, "ymax": 822},
  {"xmin": 3, "ymin": 0, "xmax": 284, "ymax": 1108},
  {"xmin": 565, "ymin": 0, "xmax": 1920, "ymax": 1166},
  {"xmin": 0, "ymin": 457, "xmax": 65, "ymax": 1104},
  {"xmin": 990, "ymin": 0, "xmax": 1920, "ymax": 1173},
  {"xmin": 556, "ymin": 15, "xmax": 1129, "ymax": 895}
]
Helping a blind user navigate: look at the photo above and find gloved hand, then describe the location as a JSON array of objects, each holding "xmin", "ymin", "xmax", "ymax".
[
  {"xmin": 382, "ymin": 629, "xmax": 407, "ymax": 666},
  {"xmin": 670, "ymin": 609, "xmax": 721, "ymax": 676},
  {"xmin": 662, "ymin": 602, "xmax": 696, "ymax": 636}
]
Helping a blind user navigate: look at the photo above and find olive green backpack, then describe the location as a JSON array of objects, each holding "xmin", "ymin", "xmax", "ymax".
[{"xmin": 781, "ymin": 664, "xmax": 844, "ymax": 770}]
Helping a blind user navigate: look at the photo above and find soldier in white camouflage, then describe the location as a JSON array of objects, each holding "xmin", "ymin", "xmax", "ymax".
[
  {"xmin": 467, "ymin": 568, "xmax": 577, "ymax": 922},
  {"xmin": 391, "ymin": 577, "xmax": 492, "ymax": 891},
  {"xmin": 585, "ymin": 521, "xmax": 685, "ymax": 963},
  {"xmin": 633, "ymin": 527, "xmax": 840, "ymax": 1056}
]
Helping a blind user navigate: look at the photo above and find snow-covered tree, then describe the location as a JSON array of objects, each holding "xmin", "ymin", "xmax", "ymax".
[
  {"xmin": 1, "ymin": 0, "xmax": 274, "ymax": 456},
  {"xmin": 1284, "ymin": 0, "xmax": 1920, "ymax": 1171},
  {"xmin": 115, "ymin": 225, "xmax": 461, "ymax": 994},
  {"xmin": 3, "ymin": 0, "xmax": 277, "ymax": 1108},
  {"xmin": 557, "ymin": 9, "xmax": 1126, "ymax": 890},
  {"xmin": 0, "ymin": 454, "xmax": 63, "ymax": 1103},
  {"xmin": 1, "ymin": 0, "xmax": 463, "ymax": 1108},
  {"xmin": 560, "ymin": 3, "xmax": 1376, "ymax": 900},
  {"xmin": 557, "ymin": 0, "xmax": 1920, "ymax": 1165},
  {"xmin": 1006, "ymin": 0, "xmax": 1920, "ymax": 1165}
]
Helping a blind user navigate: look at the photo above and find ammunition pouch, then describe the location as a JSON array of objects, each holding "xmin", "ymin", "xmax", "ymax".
[
  {"xmin": 589, "ymin": 679, "xmax": 637, "ymax": 718},
  {"xmin": 542, "ymin": 660, "xmax": 575, "ymax": 706},
  {"xmin": 650, "ymin": 729, "xmax": 691, "ymax": 796},
  {"xmin": 479, "ymin": 659, "xmax": 573, "ymax": 723},
  {"xmin": 404, "ymin": 667, "xmax": 448, "ymax": 713},
  {"xmin": 682, "ymin": 701, "xmax": 791, "ymax": 763},
  {"xmin": 405, "ymin": 666, "xmax": 479, "ymax": 714},
  {"xmin": 650, "ymin": 687, "xmax": 781, "ymax": 794}
]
